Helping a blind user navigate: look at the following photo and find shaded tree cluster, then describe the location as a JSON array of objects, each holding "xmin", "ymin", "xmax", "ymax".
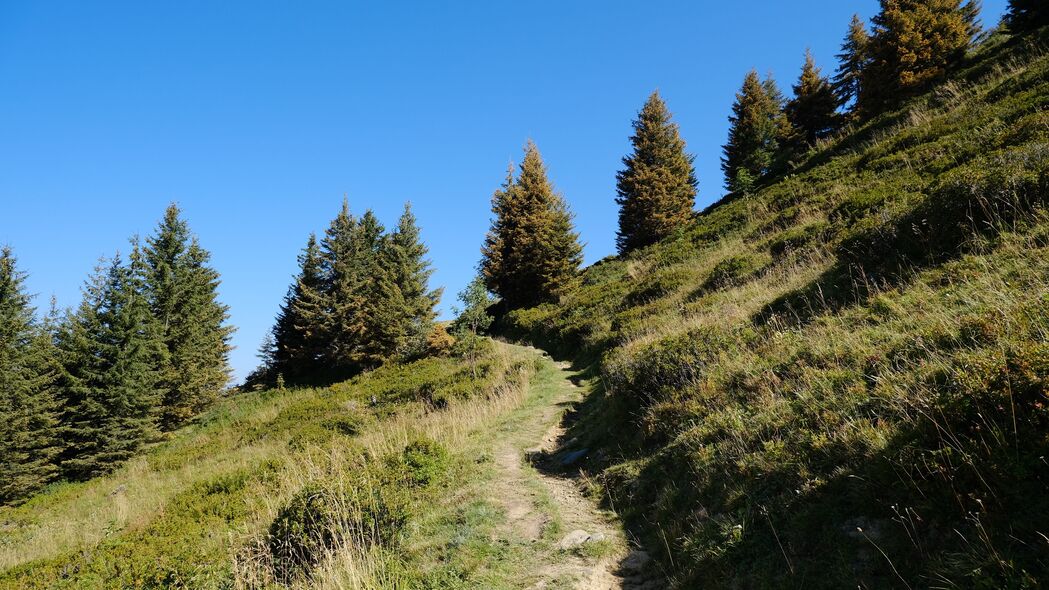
[
  {"xmin": 257, "ymin": 201, "xmax": 442, "ymax": 384},
  {"xmin": 1, "ymin": 205, "xmax": 232, "ymax": 503}
]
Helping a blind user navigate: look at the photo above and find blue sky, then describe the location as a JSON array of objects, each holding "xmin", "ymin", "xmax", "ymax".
[{"xmin": 0, "ymin": 1, "xmax": 1008, "ymax": 381}]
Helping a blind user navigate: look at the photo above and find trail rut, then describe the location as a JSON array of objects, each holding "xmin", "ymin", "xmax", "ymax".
[{"xmin": 490, "ymin": 347, "xmax": 662, "ymax": 589}]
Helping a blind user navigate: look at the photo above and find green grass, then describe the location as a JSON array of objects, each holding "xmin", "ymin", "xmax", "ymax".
[
  {"xmin": 500, "ymin": 30, "xmax": 1049, "ymax": 589},
  {"xmin": 0, "ymin": 341, "xmax": 548, "ymax": 589}
]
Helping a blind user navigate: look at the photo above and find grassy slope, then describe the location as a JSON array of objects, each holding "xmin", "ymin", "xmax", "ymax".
[
  {"xmin": 0, "ymin": 341, "xmax": 584, "ymax": 589},
  {"xmin": 503, "ymin": 31, "xmax": 1049, "ymax": 588}
]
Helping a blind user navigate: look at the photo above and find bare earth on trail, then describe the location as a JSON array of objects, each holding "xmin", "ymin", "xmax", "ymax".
[{"xmin": 489, "ymin": 346, "xmax": 662, "ymax": 589}]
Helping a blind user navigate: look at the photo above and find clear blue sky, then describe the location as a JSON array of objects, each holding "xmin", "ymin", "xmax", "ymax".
[{"xmin": 0, "ymin": 1, "xmax": 1008, "ymax": 381}]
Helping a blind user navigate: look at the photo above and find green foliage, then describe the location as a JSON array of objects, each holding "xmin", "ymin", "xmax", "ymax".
[
  {"xmin": 396, "ymin": 438, "xmax": 450, "ymax": 488},
  {"xmin": 702, "ymin": 254, "xmax": 767, "ymax": 291},
  {"xmin": 261, "ymin": 233, "xmax": 328, "ymax": 383},
  {"xmin": 481, "ymin": 141, "xmax": 583, "ymax": 309},
  {"xmin": 786, "ymin": 50, "xmax": 840, "ymax": 147},
  {"xmin": 268, "ymin": 481, "xmax": 405, "ymax": 584},
  {"xmin": 0, "ymin": 248, "xmax": 60, "ymax": 505},
  {"xmin": 143, "ymin": 204, "xmax": 233, "ymax": 429},
  {"xmin": 833, "ymin": 14, "xmax": 871, "ymax": 110},
  {"xmin": 838, "ymin": 144, "xmax": 1049, "ymax": 267},
  {"xmin": 452, "ymin": 274, "xmax": 494, "ymax": 338},
  {"xmin": 1005, "ymin": 0, "xmax": 1048, "ymax": 32},
  {"xmin": 722, "ymin": 71, "xmax": 790, "ymax": 193},
  {"xmin": 859, "ymin": 0, "xmax": 979, "ymax": 116},
  {"xmin": 615, "ymin": 92, "xmax": 698, "ymax": 253},
  {"xmin": 258, "ymin": 199, "xmax": 443, "ymax": 384},
  {"xmin": 57, "ymin": 252, "xmax": 167, "ymax": 480}
]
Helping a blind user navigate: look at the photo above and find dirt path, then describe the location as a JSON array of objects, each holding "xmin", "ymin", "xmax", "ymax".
[{"xmin": 489, "ymin": 346, "xmax": 661, "ymax": 590}]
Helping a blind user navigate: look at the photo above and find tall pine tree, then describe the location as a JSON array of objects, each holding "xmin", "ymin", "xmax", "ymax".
[
  {"xmin": 833, "ymin": 14, "xmax": 872, "ymax": 111},
  {"xmin": 0, "ymin": 248, "xmax": 60, "ymax": 504},
  {"xmin": 142, "ymin": 204, "xmax": 232, "ymax": 429},
  {"xmin": 381, "ymin": 203, "xmax": 442, "ymax": 358},
  {"xmin": 1005, "ymin": 0, "xmax": 1048, "ymax": 32},
  {"xmin": 482, "ymin": 141, "xmax": 583, "ymax": 309},
  {"xmin": 786, "ymin": 50, "xmax": 840, "ymax": 147},
  {"xmin": 722, "ymin": 70, "xmax": 786, "ymax": 193},
  {"xmin": 57, "ymin": 252, "xmax": 166, "ymax": 479},
  {"xmin": 615, "ymin": 92, "xmax": 698, "ymax": 254},
  {"xmin": 859, "ymin": 0, "xmax": 980, "ymax": 116},
  {"xmin": 261, "ymin": 233, "xmax": 327, "ymax": 382}
]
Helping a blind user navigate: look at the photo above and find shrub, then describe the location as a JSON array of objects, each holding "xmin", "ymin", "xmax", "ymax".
[
  {"xmin": 767, "ymin": 221, "xmax": 830, "ymax": 257},
  {"xmin": 268, "ymin": 482, "xmax": 405, "ymax": 583},
  {"xmin": 426, "ymin": 324, "xmax": 455, "ymax": 356},
  {"xmin": 397, "ymin": 438, "xmax": 450, "ymax": 487},
  {"xmin": 701, "ymin": 254, "xmax": 767, "ymax": 292}
]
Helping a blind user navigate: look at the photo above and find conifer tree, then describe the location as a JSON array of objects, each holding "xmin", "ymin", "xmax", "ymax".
[
  {"xmin": 786, "ymin": 50, "xmax": 840, "ymax": 147},
  {"xmin": 0, "ymin": 248, "xmax": 60, "ymax": 504},
  {"xmin": 481, "ymin": 141, "xmax": 583, "ymax": 308},
  {"xmin": 263, "ymin": 234, "xmax": 327, "ymax": 382},
  {"xmin": 382, "ymin": 203, "xmax": 442, "ymax": 357},
  {"xmin": 58, "ymin": 252, "xmax": 165, "ymax": 479},
  {"xmin": 615, "ymin": 92, "xmax": 698, "ymax": 253},
  {"xmin": 833, "ymin": 14, "xmax": 872, "ymax": 111},
  {"xmin": 321, "ymin": 206, "xmax": 388, "ymax": 372},
  {"xmin": 259, "ymin": 200, "xmax": 445, "ymax": 382},
  {"xmin": 1005, "ymin": 0, "xmax": 1048, "ymax": 32},
  {"xmin": 142, "ymin": 204, "xmax": 232, "ymax": 428},
  {"xmin": 722, "ymin": 70, "xmax": 786, "ymax": 193},
  {"xmin": 859, "ymin": 0, "xmax": 980, "ymax": 116}
]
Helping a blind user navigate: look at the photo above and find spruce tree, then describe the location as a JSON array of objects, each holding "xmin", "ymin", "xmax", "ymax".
[
  {"xmin": 142, "ymin": 204, "xmax": 232, "ymax": 429},
  {"xmin": 786, "ymin": 50, "xmax": 840, "ymax": 147},
  {"xmin": 58, "ymin": 252, "xmax": 165, "ymax": 479},
  {"xmin": 722, "ymin": 70, "xmax": 785, "ymax": 193},
  {"xmin": 481, "ymin": 141, "xmax": 583, "ymax": 308},
  {"xmin": 0, "ymin": 248, "xmax": 60, "ymax": 504},
  {"xmin": 263, "ymin": 234, "xmax": 327, "ymax": 382},
  {"xmin": 833, "ymin": 14, "xmax": 872, "ymax": 111},
  {"xmin": 382, "ymin": 203, "xmax": 442, "ymax": 358},
  {"xmin": 1005, "ymin": 0, "xmax": 1048, "ymax": 32},
  {"xmin": 859, "ymin": 0, "xmax": 979, "ymax": 116},
  {"xmin": 615, "ymin": 92, "xmax": 698, "ymax": 254},
  {"xmin": 322, "ymin": 205, "xmax": 388, "ymax": 373}
]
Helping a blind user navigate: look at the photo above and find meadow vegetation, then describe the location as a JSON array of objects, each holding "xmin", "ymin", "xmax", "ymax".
[
  {"xmin": 500, "ymin": 31, "xmax": 1049, "ymax": 588},
  {"xmin": 0, "ymin": 340, "xmax": 569, "ymax": 589}
]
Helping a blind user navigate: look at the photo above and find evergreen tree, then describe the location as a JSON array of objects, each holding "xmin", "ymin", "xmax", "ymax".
[
  {"xmin": 1005, "ymin": 0, "xmax": 1048, "ymax": 32},
  {"xmin": 382, "ymin": 203, "xmax": 442, "ymax": 358},
  {"xmin": 259, "ymin": 200, "xmax": 446, "ymax": 382},
  {"xmin": 58, "ymin": 252, "xmax": 165, "ymax": 479},
  {"xmin": 615, "ymin": 92, "xmax": 698, "ymax": 253},
  {"xmin": 322, "ymin": 205, "xmax": 388, "ymax": 372},
  {"xmin": 481, "ymin": 141, "xmax": 583, "ymax": 308},
  {"xmin": 722, "ymin": 70, "xmax": 786, "ymax": 193},
  {"xmin": 0, "ymin": 248, "xmax": 60, "ymax": 504},
  {"xmin": 859, "ymin": 0, "xmax": 980, "ymax": 116},
  {"xmin": 833, "ymin": 14, "xmax": 872, "ymax": 111},
  {"xmin": 263, "ymin": 234, "xmax": 327, "ymax": 382},
  {"xmin": 786, "ymin": 50, "xmax": 840, "ymax": 146},
  {"xmin": 142, "ymin": 204, "xmax": 232, "ymax": 429}
]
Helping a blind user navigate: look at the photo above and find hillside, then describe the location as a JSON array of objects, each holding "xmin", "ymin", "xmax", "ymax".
[
  {"xmin": 1, "ymin": 341, "xmax": 657, "ymax": 588},
  {"xmin": 502, "ymin": 32, "xmax": 1049, "ymax": 588}
]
